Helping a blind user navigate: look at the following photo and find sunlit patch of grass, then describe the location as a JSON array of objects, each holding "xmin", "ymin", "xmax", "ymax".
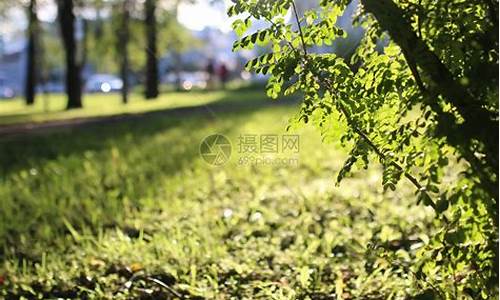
[
  {"xmin": 0, "ymin": 90, "xmax": 233, "ymax": 125},
  {"xmin": 0, "ymin": 88, "xmax": 437, "ymax": 299}
]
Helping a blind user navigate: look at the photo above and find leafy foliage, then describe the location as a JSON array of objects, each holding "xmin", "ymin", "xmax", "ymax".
[{"xmin": 229, "ymin": 0, "xmax": 498, "ymax": 298}]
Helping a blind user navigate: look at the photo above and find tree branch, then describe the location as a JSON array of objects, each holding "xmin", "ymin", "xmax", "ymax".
[{"xmin": 289, "ymin": 1, "xmax": 442, "ymax": 213}]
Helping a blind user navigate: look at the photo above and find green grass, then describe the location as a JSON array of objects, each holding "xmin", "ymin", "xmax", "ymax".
[
  {"xmin": 0, "ymin": 91, "xmax": 226, "ymax": 125},
  {"xmin": 0, "ymin": 88, "xmax": 437, "ymax": 299}
]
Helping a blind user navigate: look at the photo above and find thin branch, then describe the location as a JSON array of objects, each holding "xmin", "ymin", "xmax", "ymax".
[
  {"xmin": 401, "ymin": 48, "xmax": 426, "ymax": 94},
  {"xmin": 291, "ymin": 1, "xmax": 308, "ymax": 56},
  {"xmin": 146, "ymin": 277, "xmax": 184, "ymax": 299},
  {"xmin": 320, "ymin": 73, "xmax": 439, "ymax": 211},
  {"xmin": 289, "ymin": 0, "xmax": 442, "ymax": 213},
  {"xmin": 114, "ymin": 273, "xmax": 185, "ymax": 298}
]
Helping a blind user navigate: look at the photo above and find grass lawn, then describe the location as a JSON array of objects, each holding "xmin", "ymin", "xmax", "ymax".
[
  {"xmin": 0, "ymin": 90, "xmax": 230, "ymax": 125},
  {"xmin": 0, "ymin": 88, "xmax": 436, "ymax": 299}
]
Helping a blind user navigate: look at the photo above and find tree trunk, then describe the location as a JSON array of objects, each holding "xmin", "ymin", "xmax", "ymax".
[
  {"xmin": 119, "ymin": 0, "xmax": 130, "ymax": 104},
  {"xmin": 25, "ymin": 0, "xmax": 37, "ymax": 106},
  {"xmin": 57, "ymin": 0, "xmax": 82, "ymax": 109},
  {"xmin": 144, "ymin": 0, "xmax": 159, "ymax": 99},
  {"xmin": 361, "ymin": 0, "xmax": 498, "ymax": 176}
]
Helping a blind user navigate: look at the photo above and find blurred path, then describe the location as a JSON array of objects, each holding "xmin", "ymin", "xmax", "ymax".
[
  {"xmin": 0, "ymin": 104, "xmax": 218, "ymax": 138},
  {"xmin": 0, "ymin": 97, "xmax": 294, "ymax": 139}
]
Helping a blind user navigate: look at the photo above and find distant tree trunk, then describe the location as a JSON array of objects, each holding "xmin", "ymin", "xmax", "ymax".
[
  {"xmin": 57, "ymin": 0, "xmax": 82, "ymax": 109},
  {"xmin": 80, "ymin": 18, "xmax": 88, "ymax": 92},
  {"xmin": 172, "ymin": 4, "xmax": 182, "ymax": 91},
  {"xmin": 119, "ymin": 0, "xmax": 130, "ymax": 104},
  {"xmin": 37, "ymin": 7, "xmax": 50, "ymax": 112},
  {"xmin": 144, "ymin": 0, "xmax": 159, "ymax": 99},
  {"xmin": 25, "ymin": 0, "xmax": 38, "ymax": 106}
]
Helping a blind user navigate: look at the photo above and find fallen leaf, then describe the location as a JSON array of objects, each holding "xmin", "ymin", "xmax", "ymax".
[{"xmin": 130, "ymin": 263, "xmax": 143, "ymax": 273}]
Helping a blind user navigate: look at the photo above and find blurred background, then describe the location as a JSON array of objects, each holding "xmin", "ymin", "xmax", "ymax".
[{"xmin": 0, "ymin": 0, "xmax": 363, "ymax": 110}]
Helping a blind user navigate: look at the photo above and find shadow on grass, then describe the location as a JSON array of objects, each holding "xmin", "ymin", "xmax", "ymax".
[
  {"xmin": 0, "ymin": 88, "xmax": 300, "ymax": 253},
  {"xmin": 0, "ymin": 88, "xmax": 299, "ymax": 174}
]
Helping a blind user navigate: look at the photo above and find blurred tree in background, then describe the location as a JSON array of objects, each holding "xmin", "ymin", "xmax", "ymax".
[
  {"xmin": 1, "ymin": 0, "xmax": 202, "ymax": 107},
  {"xmin": 118, "ymin": 0, "xmax": 131, "ymax": 104},
  {"xmin": 0, "ymin": 0, "xmax": 41, "ymax": 106},
  {"xmin": 25, "ymin": 0, "xmax": 38, "ymax": 106},
  {"xmin": 144, "ymin": 0, "xmax": 159, "ymax": 99},
  {"xmin": 56, "ymin": 0, "xmax": 83, "ymax": 109}
]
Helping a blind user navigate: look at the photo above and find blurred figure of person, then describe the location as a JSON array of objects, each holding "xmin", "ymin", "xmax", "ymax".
[
  {"xmin": 218, "ymin": 63, "xmax": 229, "ymax": 90},
  {"xmin": 206, "ymin": 59, "xmax": 216, "ymax": 90}
]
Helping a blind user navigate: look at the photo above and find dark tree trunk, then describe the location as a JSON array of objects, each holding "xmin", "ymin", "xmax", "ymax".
[
  {"xmin": 119, "ymin": 0, "xmax": 130, "ymax": 104},
  {"xmin": 81, "ymin": 19, "xmax": 88, "ymax": 79},
  {"xmin": 57, "ymin": 0, "xmax": 82, "ymax": 109},
  {"xmin": 25, "ymin": 0, "xmax": 37, "ymax": 106},
  {"xmin": 144, "ymin": 0, "xmax": 159, "ymax": 99},
  {"xmin": 361, "ymin": 0, "xmax": 499, "ymax": 182}
]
